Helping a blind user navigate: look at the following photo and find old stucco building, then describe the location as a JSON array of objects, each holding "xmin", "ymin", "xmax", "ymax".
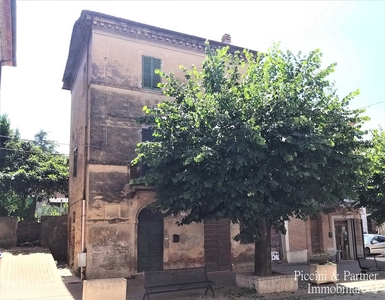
[
  {"xmin": 62, "ymin": 10, "xmax": 364, "ymax": 279},
  {"xmin": 62, "ymin": 10, "xmax": 257, "ymax": 279}
]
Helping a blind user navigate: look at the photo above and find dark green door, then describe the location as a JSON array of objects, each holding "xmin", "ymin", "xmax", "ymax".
[{"xmin": 137, "ymin": 208, "xmax": 164, "ymax": 272}]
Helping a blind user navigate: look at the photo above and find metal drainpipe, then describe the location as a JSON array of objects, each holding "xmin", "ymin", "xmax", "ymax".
[{"xmin": 80, "ymin": 198, "xmax": 86, "ymax": 280}]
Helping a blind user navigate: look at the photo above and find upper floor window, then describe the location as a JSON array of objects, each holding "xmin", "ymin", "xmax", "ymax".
[
  {"xmin": 142, "ymin": 56, "xmax": 161, "ymax": 90},
  {"xmin": 141, "ymin": 127, "xmax": 154, "ymax": 142}
]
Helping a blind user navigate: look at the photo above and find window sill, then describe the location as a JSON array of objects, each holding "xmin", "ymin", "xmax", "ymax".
[{"xmin": 141, "ymin": 87, "xmax": 163, "ymax": 94}]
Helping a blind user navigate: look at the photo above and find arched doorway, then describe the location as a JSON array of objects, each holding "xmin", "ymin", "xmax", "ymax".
[{"xmin": 137, "ymin": 208, "xmax": 164, "ymax": 272}]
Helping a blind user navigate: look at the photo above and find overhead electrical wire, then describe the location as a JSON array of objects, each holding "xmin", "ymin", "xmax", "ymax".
[{"xmin": 1, "ymin": 100, "xmax": 384, "ymax": 156}]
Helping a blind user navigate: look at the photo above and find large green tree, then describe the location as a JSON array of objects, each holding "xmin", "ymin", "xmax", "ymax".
[
  {"xmin": 0, "ymin": 115, "xmax": 69, "ymax": 219},
  {"xmin": 356, "ymin": 129, "xmax": 385, "ymax": 224},
  {"xmin": 33, "ymin": 130, "xmax": 58, "ymax": 153},
  {"xmin": 133, "ymin": 44, "xmax": 368, "ymax": 276},
  {"xmin": 0, "ymin": 114, "xmax": 13, "ymax": 171},
  {"xmin": 0, "ymin": 114, "xmax": 19, "ymax": 216}
]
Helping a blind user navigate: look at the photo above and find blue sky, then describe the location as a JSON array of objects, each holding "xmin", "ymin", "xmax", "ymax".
[{"xmin": 1, "ymin": 1, "xmax": 384, "ymax": 154}]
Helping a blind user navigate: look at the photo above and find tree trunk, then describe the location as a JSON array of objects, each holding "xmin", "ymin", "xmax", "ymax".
[
  {"xmin": 26, "ymin": 198, "xmax": 37, "ymax": 220},
  {"xmin": 19, "ymin": 196, "xmax": 26, "ymax": 219},
  {"xmin": 254, "ymin": 216, "xmax": 272, "ymax": 276}
]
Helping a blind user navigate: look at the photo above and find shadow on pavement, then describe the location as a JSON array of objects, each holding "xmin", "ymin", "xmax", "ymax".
[{"xmin": 55, "ymin": 259, "xmax": 385, "ymax": 300}]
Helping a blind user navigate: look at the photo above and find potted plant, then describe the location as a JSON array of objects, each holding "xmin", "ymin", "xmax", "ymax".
[{"xmin": 309, "ymin": 250, "xmax": 337, "ymax": 284}]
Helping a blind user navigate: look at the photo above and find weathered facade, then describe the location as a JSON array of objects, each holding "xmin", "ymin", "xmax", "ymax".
[
  {"xmin": 62, "ymin": 11, "xmax": 364, "ymax": 279},
  {"xmin": 62, "ymin": 10, "xmax": 256, "ymax": 279}
]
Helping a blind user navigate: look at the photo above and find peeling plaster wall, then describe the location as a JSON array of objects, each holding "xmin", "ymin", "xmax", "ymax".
[
  {"xmin": 88, "ymin": 166, "xmax": 129, "ymax": 206},
  {"xmin": 90, "ymin": 30, "xmax": 205, "ymax": 90},
  {"xmin": 68, "ymin": 49, "xmax": 88, "ymax": 270},
  {"xmin": 88, "ymin": 87, "xmax": 163, "ymax": 164},
  {"xmin": 67, "ymin": 28, "xmax": 264, "ymax": 279},
  {"xmin": 230, "ymin": 222, "xmax": 254, "ymax": 271},
  {"xmin": 85, "ymin": 187, "xmax": 156, "ymax": 278},
  {"xmin": 69, "ymin": 200, "xmax": 82, "ymax": 269},
  {"xmin": 85, "ymin": 164, "xmax": 133, "ymax": 278},
  {"xmin": 86, "ymin": 223, "xmax": 132, "ymax": 279},
  {"xmin": 85, "ymin": 186, "xmax": 209, "ymax": 279},
  {"xmin": 80, "ymin": 30, "xmax": 208, "ymax": 279},
  {"xmin": 88, "ymin": 31, "xmax": 205, "ymax": 165},
  {"xmin": 164, "ymin": 216, "xmax": 205, "ymax": 269}
]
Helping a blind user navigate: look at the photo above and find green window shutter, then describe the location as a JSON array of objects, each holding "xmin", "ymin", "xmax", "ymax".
[
  {"xmin": 153, "ymin": 58, "xmax": 161, "ymax": 89},
  {"xmin": 141, "ymin": 127, "xmax": 154, "ymax": 142},
  {"xmin": 142, "ymin": 56, "xmax": 152, "ymax": 88},
  {"xmin": 142, "ymin": 56, "xmax": 161, "ymax": 89}
]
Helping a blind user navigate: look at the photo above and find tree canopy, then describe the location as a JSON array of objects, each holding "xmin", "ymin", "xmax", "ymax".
[
  {"xmin": 132, "ymin": 43, "xmax": 368, "ymax": 275},
  {"xmin": 356, "ymin": 129, "xmax": 385, "ymax": 224},
  {"xmin": 0, "ymin": 114, "xmax": 69, "ymax": 219}
]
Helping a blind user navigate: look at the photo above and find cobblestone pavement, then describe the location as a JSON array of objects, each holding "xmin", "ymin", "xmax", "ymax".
[{"xmin": 1, "ymin": 248, "xmax": 384, "ymax": 300}]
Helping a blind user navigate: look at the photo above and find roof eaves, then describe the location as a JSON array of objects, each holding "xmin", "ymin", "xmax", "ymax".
[
  {"xmin": 62, "ymin": 12, "xmax": 92, "ymax": 90},
  {"xmin": 62, "ymin": 10, "xmax": 258, "ymax": 91}
]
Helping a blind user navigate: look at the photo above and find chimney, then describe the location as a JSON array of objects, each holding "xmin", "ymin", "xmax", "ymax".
[{"xmin": 221, "ymin": 33, "xmax": 231, "ymax": 44}]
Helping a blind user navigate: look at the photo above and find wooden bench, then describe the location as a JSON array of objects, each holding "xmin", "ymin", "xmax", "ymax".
[
  {"xmin": 357, "ymin": 256, "xmax": 385, "ymax": 273},
  {"xmin": 142, "ymin": 267, "xmax": 214, "ymax": 300}
]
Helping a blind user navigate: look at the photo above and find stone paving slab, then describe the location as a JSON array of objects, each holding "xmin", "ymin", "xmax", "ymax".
[
  {"xmin": 0, "ymin": 248, "xmax": 75, "ymax": 300},
  {"xmin": 1, "ymin": 248, "xmax": 385, "ymax": 300}
]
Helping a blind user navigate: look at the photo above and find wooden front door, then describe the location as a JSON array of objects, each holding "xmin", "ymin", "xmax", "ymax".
[
  {"xmin": 137, "ymin": 208, "xmax": 164, "ymax": 272},
  {"xmin": 335, "ymin": 220, "xmax": 349, "ymax": 260},
  {"xmin": 204, "ymin": 219, "xmax": 232, "ymax": 272}
]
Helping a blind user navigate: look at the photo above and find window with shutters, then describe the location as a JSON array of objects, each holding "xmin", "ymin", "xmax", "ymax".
[{"xmin": 142, "ymin": 56, "xmax": 161, "ymax": 90}]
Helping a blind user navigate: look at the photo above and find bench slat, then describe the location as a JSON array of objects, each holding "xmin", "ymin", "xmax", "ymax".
[
  {"xmin": 142, "ymin": 267, "xmax": 214, "ymax": 300},
  {"xmin": 177, "ymin": 267, "xmax": 208, "ymax": 284},
  {"xmin": 144, "ymin": 270, "xmax": 178, "ymax": 287},
  {"xmin": 147, "ymin": 285, "xmax": 180, "ymax": 293},
  {"xmin": 179, "ymin": 282, "xmax": 213, "ymax": 290}
]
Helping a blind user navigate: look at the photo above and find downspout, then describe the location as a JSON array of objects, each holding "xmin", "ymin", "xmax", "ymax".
[{"xmin": 80, "ymin": 199, "xmax": 86, "ymax": 280}]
